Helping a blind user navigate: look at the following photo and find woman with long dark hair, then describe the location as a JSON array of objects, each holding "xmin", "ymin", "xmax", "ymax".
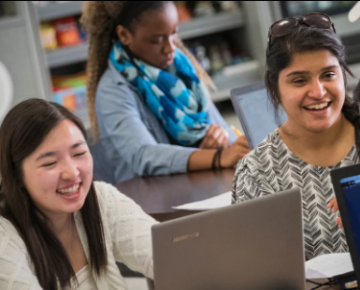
[
  {"xmin": 232, "ymin": 13, "xmax": 360, "ymax": 259},
  {"xmin": 81, "ymin": 1, "xmax": 250, "ymax": 183},
  {"xmin": 0, "ymin": 99, "xmax": 157, "ymax": 289}
]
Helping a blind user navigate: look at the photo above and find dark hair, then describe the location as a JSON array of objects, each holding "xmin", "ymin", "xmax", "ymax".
[
  {"xmin": 354, "ymin": 81, "xmax": 360, "ymax": 103},
  {"xmin": 0, "ymin": 99, "xmax": 107, "ymax": 290},
  {"xmin": 116, "ymin": 1, "xmax": 170, "ymax": 33},
  {"xmin": 265, "ymin": 24, "xmax": 360, "ymax": 153}
]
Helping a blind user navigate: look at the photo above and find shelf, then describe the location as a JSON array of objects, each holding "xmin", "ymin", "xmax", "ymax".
[
  {"xmin": 178, "ymin": 10, "xmax": 244, "ymax": 40},
  {"xmin": 41, "ymin": 5, "xmax": 245, "ymax": 68},
  {"xmin": 36, "ymin": 2, "xmax": 244, "ymax": 40},
  {"xmin": 37, "ymin": 1, "xmax": 83, "ymax": 21},
  {"xmin": 46, "ymin": 44, "xmax": 260, "ymax": 101},
  {"xmin": 210, "ymin": 61, "xmax": 261, "ymax": 102},
  {"xmin": 0, "ymin": 16, "xmax": 23, "ymax": 29},
  {"xmin": 46, "ymin": 43, "xmax": 88, "ymax": 68}
]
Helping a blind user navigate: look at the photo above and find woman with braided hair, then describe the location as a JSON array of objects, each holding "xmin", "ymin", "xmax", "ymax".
[{"xmin": 81, "ymin": 1, "xmax": 249, "ymax": 183}]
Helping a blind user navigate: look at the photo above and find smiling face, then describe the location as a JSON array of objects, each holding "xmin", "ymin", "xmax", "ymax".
[
  {"xmin": 278, "ymin": 49, "xmax": 346, "ymax": 134},
  {"xmin": 116, "ymin": 2, "xmax": 178, "ymax": 69},
  {"xmin": 22, "ymin": 120, "xmax": 93, "ymax": 219}
]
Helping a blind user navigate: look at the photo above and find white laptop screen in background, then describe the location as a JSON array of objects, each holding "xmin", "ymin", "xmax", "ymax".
[{"xmin": 231, "ymin": 83, "xmax": 288, "ymax": 149}]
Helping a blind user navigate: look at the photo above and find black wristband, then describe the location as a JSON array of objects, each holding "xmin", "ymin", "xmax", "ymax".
[
  {"xmin": 217, "ymin": 148, "xmax": 223, "ymax": 169},
  {"xmin": 212, "ymin": 149, "xmax": 219, "ymax": 170},
  {"xmin": 212, "ymin": 148, "xmax": 223, "ymax": 170}
]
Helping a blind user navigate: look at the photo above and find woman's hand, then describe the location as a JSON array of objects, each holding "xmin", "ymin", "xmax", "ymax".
[
  {"xmin": 327, "ymin": 198, "xmax": 339, "ymax": 213},
  {"xmin": 187, "ymin": 135, "xmax": 249, "ymax": 171},
  {"xmin": 327, "ymin": 198, "xmax": 343, "ymax": 229},
  {"xmin": 220, "ymin": 135, "xmax": 250, "ymax": 168},
  {"xmin": 199, "ymin": 125, "xmax": 229, "ymax": 149},
  {"xmin": 336, "ymin": 217, "xmax": 343, "ymax": 229}
]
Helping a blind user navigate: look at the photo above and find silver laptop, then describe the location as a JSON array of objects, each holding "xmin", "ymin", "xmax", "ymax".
[
  {"xmin": 230, "ymin": 82, "xmax": 288, "ymax": 149},
  {"xmin": 152, "ymin": 188, "xmax": 305, "ymax": 290}
]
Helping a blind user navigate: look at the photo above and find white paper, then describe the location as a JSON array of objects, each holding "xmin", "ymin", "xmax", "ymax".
[
  {"xmin": 172, "ymin": 191, "xmax": 232, "ymax": 211},
  {"xmin": 305, "ymin": 253, "xmax": 354, "ymax": 279}
]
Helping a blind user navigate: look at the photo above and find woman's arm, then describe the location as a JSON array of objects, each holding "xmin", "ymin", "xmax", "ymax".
[
  {"xmin": 188, "ymin": 135, "xmax": 250, "ymax": 171},
  {"xmin": 96, "ymin": 182, "xmax": 158, "ymax": 279},
  {"xmin": 208, "ymin": 101, "xmax": 238, "ymax": 145},
  {"xmin": 197, "ymin": 102, "xmax": 239, "ymax": 149},
  {"xmin": 96, "ymin": 74, "xmax": 249, "ymax": 179},
  {"xmin": 0, "ymin": 220, "xmax": 43, "ymax": 290},
  {"xmin": 96, "ymin": 75, "xmax": 198, "ymax": 178}
]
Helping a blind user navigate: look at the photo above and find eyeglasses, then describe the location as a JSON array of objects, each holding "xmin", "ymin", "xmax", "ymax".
[{"xmin": 267, "ymin": 13, "xmax": 336, "ymax": 54}]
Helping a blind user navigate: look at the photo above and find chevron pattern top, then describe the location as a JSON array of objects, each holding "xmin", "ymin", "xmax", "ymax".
[{"xmin": 232, "ymin": 129, "xmax": 358, "ymax": 259}]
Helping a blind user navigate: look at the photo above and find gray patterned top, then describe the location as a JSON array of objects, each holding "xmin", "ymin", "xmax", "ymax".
[{"xmin": 232, "ymin": 129, "xmax": 359, "ymax": 259}]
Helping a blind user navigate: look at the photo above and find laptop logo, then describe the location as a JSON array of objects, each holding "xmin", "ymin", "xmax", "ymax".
[{"xmin": 172, "ymin": 232, "xmax": 200, "ymax": 243}]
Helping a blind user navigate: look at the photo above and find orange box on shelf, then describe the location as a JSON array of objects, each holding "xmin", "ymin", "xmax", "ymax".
[
  {"xmin": 52, "ymin": 85, "xmax": 87, "ymax": 112},
  {"xmin": 53, "ymin": 17, "xmax": 81, "ymax": 47},
  {"xmin": 63, "ymin": 94, "xmax": 77, "ymax": 111}
]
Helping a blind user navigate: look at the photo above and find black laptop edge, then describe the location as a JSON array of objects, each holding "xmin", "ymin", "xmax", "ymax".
[{"xmin": 331, "ymin": 164, "xmax": 360, "ymax": 283}]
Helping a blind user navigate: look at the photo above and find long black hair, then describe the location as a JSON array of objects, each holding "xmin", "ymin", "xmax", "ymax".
[
  {"xmin": 265, "ymin": 24, "xmax": 360, "ymax": 155},
  {"xmin": 354, "ymin": 80, "xmax": 360, "ymax": 103},
  {"xmin": 0, "ymin": 99, "xmax": 107, "ymax": 290}
]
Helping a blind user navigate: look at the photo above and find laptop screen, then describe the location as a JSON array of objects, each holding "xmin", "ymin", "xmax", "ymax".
[
  {"xmin": 340, "ymin": 174, "xmax": 360, "ymax": 261},
  {"xmin": 231, "ymin": 84, "xmax": 288, "ymax": 149}
]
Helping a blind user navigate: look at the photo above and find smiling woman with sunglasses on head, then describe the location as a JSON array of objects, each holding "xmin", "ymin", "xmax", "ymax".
[
  {"xmin": 232, "ymin": 13, "xmax": 360, "ymax": 259},
  {"xmin": 0, "ymin": 99, "xmax": 157, "ymax": 289},
  {"xmin": 81, "ymin": 1, "xmax": 249, "ymax": 184}
]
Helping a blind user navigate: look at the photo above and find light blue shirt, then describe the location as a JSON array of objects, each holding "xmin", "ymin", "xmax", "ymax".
[{"xmin": 94, "ymin": 62, "xmax": 237, "ymax": 183}]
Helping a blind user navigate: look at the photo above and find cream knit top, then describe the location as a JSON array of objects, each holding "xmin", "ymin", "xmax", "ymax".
[
  {"xmin": 0, "ymin": 181, "xmax": 158, "ymax": 290},
  {"xmin": 71, "ymin": 265, "xmax": 97, "ymax": 290}
]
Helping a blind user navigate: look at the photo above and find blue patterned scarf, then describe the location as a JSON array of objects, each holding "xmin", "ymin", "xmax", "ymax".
[{"xmin": 109, "ymin": 41, "xmax": 210, "ymax": 146}]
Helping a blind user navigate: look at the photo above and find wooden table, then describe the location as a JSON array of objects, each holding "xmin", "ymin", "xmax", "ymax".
[{"xmin": 117, "ymin": 168, "xmax": 235, "ymax": 222}]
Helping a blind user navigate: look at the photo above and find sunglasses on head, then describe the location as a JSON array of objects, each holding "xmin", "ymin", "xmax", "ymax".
[{"xmin": 267, "ymin": 13, "xmax": 336, "ymax": 54}]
